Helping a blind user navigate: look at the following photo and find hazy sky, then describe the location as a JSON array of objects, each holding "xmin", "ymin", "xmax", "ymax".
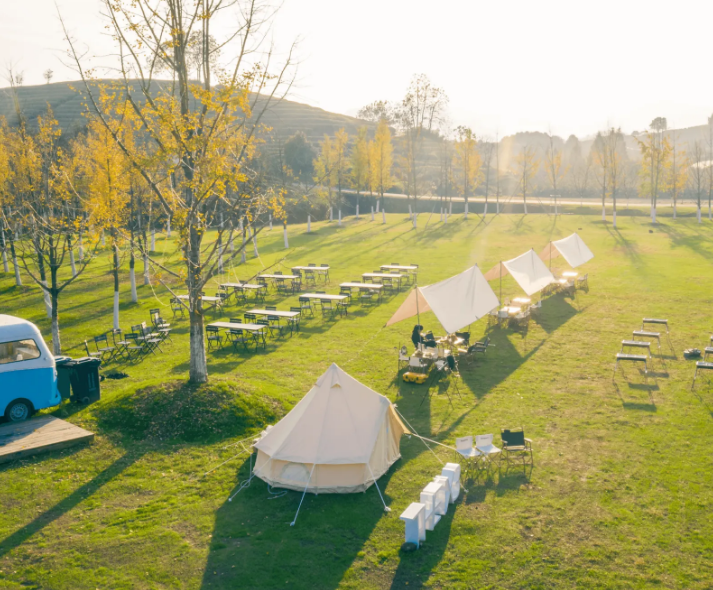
[{"xmin": 2, "ymin": 0, "xmax": 712, "ymax": 138}]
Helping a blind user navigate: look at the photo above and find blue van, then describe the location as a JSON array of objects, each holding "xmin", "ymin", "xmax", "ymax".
[{"xmin": 0, "ymin": 315, "xmax": 61, "ymax": 422}]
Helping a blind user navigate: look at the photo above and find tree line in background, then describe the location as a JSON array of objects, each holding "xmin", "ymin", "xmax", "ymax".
[{"xmin": 276, "ymin": 75, "xmax": 713, "ymax": 230}]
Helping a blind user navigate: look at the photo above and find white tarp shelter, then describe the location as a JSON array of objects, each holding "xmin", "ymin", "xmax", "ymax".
[
  {"xmin": 385, "ymin": 265, "xmax": 499, "ymax": 334},
  {"xmin": 502, "ymin": 249, "xmax": 556, "ymax": 296},
  {"xmin": 546, "ymin": 232, "xmax": 594, "ymax": 268},
  {"xmin": 253, "ymin": 363, "xmax": 408, "ymax": 494}
]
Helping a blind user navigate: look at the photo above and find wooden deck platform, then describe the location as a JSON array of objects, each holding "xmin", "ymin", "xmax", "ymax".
[{"xmin": 0, "ymin": 416, "xmax": 94, "ymax": 465}]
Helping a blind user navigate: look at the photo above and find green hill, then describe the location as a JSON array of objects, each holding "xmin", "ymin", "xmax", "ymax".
[{"xmin": 0, "ymin": 80, "xmax": 374, "ymax": 144}]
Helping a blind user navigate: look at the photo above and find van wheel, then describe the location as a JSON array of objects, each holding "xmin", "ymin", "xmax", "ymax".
[{"xmin": 5, "ymin": 400, "xmax": 33, "ymax": 423}]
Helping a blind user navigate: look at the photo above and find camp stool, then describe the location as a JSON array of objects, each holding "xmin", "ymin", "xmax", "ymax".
[
  {"xmin": 693, "ymin": 361, "xmax": 713, "ymax": 388},
  {"xmin": 400, "ymin": 503, "xmax": 426, "ymax": 547},
  {"xmin": 704, "ymin": 347, "xmax": 713, "ymax": 361},
  {"xmin": 615, "ymin": 353, "xmax": 648, "ymax": 374},
  {"xmin": 620, "ymin": 340, "xmax": 652, "ymax": 358},
  {"xmin": 633, "ymin": 330, "xmax": 661, "ymax": 350},
  {"xmin": 642, "ymin": 318, "xmax": 668, "ymax": 333}
]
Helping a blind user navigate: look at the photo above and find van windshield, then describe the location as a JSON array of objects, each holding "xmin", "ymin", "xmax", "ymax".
[{"xmin": 0, "ymin": 339, "xmax": 41, "ymax": 365}]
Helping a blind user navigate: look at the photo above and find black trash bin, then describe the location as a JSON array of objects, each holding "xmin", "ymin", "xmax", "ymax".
[
  {"xmin": 65, "ymin": 357, "xmax": 102, "ymax": 404},
  {"xmin": 54, "ymin": 356, "xmax": 73, "ymax": 400}
]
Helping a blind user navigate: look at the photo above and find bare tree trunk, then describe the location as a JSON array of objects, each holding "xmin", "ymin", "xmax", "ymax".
[
  {"xmin": 252, "ymin": 228, "xmax": 258, "ymax": 257},
  {"xmin": 283, "ymin": 223, "xmax": 289, "ymax": 248},
  {"xmin": 151, "ymin": 227, "xmax": 156, "ymax": 251},
  {"xmin": 370, "ymin": 206, "xmax": 374, "ymax": 221},
  {"xmin": 10, "ymin": 239, "xmax": 21, "ymax": 286},
  {"xmin": 338, "ymin": 209, "xmax": 342, "ymax": 227},
  {"xmin": 187, "ymin": 225, "xmax": 207, "ymax": 384},
  {"xmin": 129, "ymin": 237, "xmax": 138, "ymax": 303},
  {"xmin": 112, "ymin": 236, "xmax": 120, "ymax": 330},
  {"xmin": 0, "ymin": 222, "xmax": 8, "ymax": 273},
  {"xmin": 240, "ymin": 219, "xmax": 246, "ymax": 264},
  {"xmin": 307, "ymin": 214, "xmax": 311, "ymax": 232},
  {"xmin": 464, "ymin": 200, "xmax": 469, "ymax": 220},
  {"xmin": 51, "ymin": 287, "xmax": 60, "ymax": 355},
  {"xmin": 69, "ymin": 246, "xmax": 77, "ymax": 277}
]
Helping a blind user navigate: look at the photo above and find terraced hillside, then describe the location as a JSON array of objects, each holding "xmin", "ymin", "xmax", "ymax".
[{"xmin": 0, "ymin": 80, "xmax": 375, "ymax": 143}]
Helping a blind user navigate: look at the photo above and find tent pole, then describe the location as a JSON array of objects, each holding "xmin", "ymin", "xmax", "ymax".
[
  {"xmin": 367, "ymin": 464, "xmax": 391, "ymax": 512},
  {"xmin": 499, "ymin": 262, "xmax": 502, "ymax": 303},
  {"xmin": 415, "ymin": 282, "xmax": 420, "ymax": 327},
  {"xmin": 290, "ymin": 464, "xmax": 316, "ymax": 527}
]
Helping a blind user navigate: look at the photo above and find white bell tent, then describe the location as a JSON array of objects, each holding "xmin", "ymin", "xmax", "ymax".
[
  {"xmin": 485, "ymin": 249, "xmax": 556, "ymax": 298},
  {"xmin": 253, "ymin": 364, "xmax": 407, "ymax": 501},
  {"xmin": 540, "ymin": 232, "xmax": 594, "ymax": 269},
  {"xmin": 385, "ymin": 265, "xmax": 500, "ymax": 334}
]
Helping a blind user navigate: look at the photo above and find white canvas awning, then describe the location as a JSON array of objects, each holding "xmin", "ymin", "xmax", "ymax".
[
  {"xmin": 253, "ymin": 363, "xmax": 407, "ymax": 494},
  {"xmin": 502, "ymin": 249, "xmax": 556, "ymax": 296},
  {"xmin": 550, "ymin": 233, "xmax": 594, "ymax": 268},
  {"xmin": 386, "ymin": 265, "xmax": 499, "ymax": 334}
]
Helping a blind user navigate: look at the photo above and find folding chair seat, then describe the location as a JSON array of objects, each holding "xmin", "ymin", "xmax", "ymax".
[
  {"xmin": 111, "ymin": 329, "xmax": 130, "ymax": 360},
  {"xmin": 123, "ymin": 333, "xmax": 147, "ymax": 360}
]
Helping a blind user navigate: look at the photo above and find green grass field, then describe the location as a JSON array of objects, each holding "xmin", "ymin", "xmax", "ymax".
[{"xmin": 2, "ymin": 210, "xmax": 713, "ymax": 589}]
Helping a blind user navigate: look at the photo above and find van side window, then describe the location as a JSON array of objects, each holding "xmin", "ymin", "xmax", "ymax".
[{"xmin": 0, "ymin": 339, "xmax": 41, "ymax": 365}]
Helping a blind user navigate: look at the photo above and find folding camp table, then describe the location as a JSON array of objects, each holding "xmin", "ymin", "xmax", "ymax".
[
  {"xmin": 208, "ymin": 321, "xmax": 267, "ymax": 350},
  {"xmin": 291, "ymin": 266, "xmax": 330, "ymax": 281},
  {"xmin": 340, "ymin": 282, "xmax": 383, "ymax": 302},
  {"xmin": 178, "ymin": 295, "xmax": 223, "ymax": 314},
  {"xmin": 221, "ymin": 283, "xmax": 267, "ymax": 303},
  {"xmin": 361, "ymin": 273, "xmax": 407, "ymax": 290}
]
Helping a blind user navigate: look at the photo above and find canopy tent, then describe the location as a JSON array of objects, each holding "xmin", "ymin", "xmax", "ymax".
[
  {"xmin": 385, "ymin": 265, "xmax": 499, "ymax": 334},
  {"xmin": 498, "ymin": 249, "xmax": 556, "ymax": 297},
  {"xmin": 540, "ymin": 232, "xmax": 594, "ymax": 269},
  {"xmin": 253, "ymin": 363, "xmax": 408, "ymax": 495}
]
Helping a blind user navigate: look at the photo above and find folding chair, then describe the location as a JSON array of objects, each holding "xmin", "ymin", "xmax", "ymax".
[
  {"xmin": 304, "ymin": 270, "xmax": 317, "ymax": 287},
  {"xmin": 397, "ymin": 345, "xmax": 410, "ymax": 371},
  {"xmin": 83, "ymin": 340, "xmax": 102, "ymax": 360},
  {"xmin": 291, "ymin": 278, "xmax": 302, "ymax": 293},
  {"xmin": 267, "ymin": 315, "xmax": 286, "ymax": 338},
  {"xmin": 229, "ymin": 329, "xmax": 252, "ymax": 352},
  {"xmin": 93, "ymin": 334, "xmax": 116, "ymax": 361},
  {"xmin": 171, "ymin": 297, "xmax": 185, "ymax": 319},
  {"xmin": 206, "ymin": 326, "xmax": 223, "ymax": 350},
  {"xmin": 500, "ymin": 428, "xmax": 533, "ymax": 466},
  {"xmin": 288, "ymin": 308, "xmax": 302, "ymax": 334},
  {"xmin": 359, "ymin": 288, "xmax": 374, "ymax": 305},
  {"xmin": 454, "ymin": 435, "xmax": 482, "ymax": 481},
  {"xmin": 123, "ymin": 332, "xmax": 148, "ymax": 360},
  {"xmin": 321, "ymin": 299, "xmax": 336, "ymax": 320},
  {"xmin": 475, "ymin": 434, "xmax": 501, "ymax": 471},
  {"xmin": 320, "ymin": 264, "xmax": 330, "ymax": 282},
  {"xmin": 111, "ymin": 329, "xmax": 130, "ymax": 360},
  {"xmin": 339, "ymin": 286, "xmax": 353, "ymax": 303},
  {"xmin": 299, "ymin": 297, "xmax": 313, "ymax": 317}
]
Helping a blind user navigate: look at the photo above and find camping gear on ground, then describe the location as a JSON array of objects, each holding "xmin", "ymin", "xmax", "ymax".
[
  {"xmin": 253, "ymin": 363, "xmax": 408, "ymax": 495},
  {"xmin": 403, "ymin": 372, "xmax": 429, "ymax": 384},
  {"xmin": 55, "ymin": 357, "xmax": 102, "ymax": 404},
  {"xmin": 387, "ymin": 265, "xmax": 499, "ymax": 335},
  {"xmin": 684, "ymin": 348, "xmax": 702, "ymax": 359},
  {"xmin": 0, "ymin": 315, "xmax": 61, "ymax": 422}
]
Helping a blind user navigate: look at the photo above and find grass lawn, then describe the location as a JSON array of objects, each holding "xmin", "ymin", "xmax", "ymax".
[{"xmin": 1, "ymin": 210, "xmax": 713, "ymax": 589}]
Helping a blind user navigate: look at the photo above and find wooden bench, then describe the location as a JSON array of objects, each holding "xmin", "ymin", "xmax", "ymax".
[
  {"xmin": 705, "ymin": 347, "xmax": 713, "ymax": 361},
  {"xmin": 615, "ymin": 353, "xmax": 648, "ymax": 374},
  {"xmin": 693, "ymin": 361, "xmax": 713, "ymax": 387},
  {"xmin": 633, "ymin": 330, "xmax": 661, "ymax": 349},
  {"xmin": 621, "ymin": 340, "xmax": 651, "ymax": 358},
  {"xmin": 642, "ymin": 318, "xmax": 668, "ymax": 333}
]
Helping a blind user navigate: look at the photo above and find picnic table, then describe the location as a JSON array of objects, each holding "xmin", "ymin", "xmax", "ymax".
[
  {"xmin": 208, "ymin": 321, "xmax": 267, "ymax": 348},
  {"xmin": 512, "ymin": 297, "xmax": 531, "ymax": 305},
  {"xmin": 340, "ymin": 282, "xmax": 383, "ymax": 291},
  {"xmin": 291, "ymin": 265, "xmax": 330, "ymax": 274},
  {"xmin": 380, "ymin": 264, "xmax": 418, "ymax": 272},
  {"xmin": 562, "ymin": 271, "xmax": 578, "ymax": 278},
  {"xmin": 301, "ymin": 293, "xmax": 348, "ymax": 301},
  {"xmin": 503, "ymin": 306, "xmax": 521, "ymax": 315},
  {"xmin": 258, "ymin": 274, "xmax": 299, "ymax": 280},
  {"xmin": 248, "ymin": 309, "xmax": 300, "ymax": 319},
  {"xmin": 362, "ymin": 272, "xmax": 407, "ymax": 290},
  {"xmin": 220, "ymin": 282, "xmax": 267, "ymax": 302},
  {"xmin": 178, "ymin": 295, "xmax": 223, "ymax": 313}
]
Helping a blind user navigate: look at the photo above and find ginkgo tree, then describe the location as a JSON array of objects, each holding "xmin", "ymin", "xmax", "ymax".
[
  {"xmin": 453, "ymin": 126, "xmax": 482, "ymax": 220},
  {"xmin": 63, "ymin": 0, "xmax": 295, "ymax": 383}
]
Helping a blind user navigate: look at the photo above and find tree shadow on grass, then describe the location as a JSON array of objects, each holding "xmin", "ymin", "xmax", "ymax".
[
  {"xmin": 532, "ymin": 294, "xmax": 580, "ymax": 334},
  {"xmin": 200, "ymin": 455, "xmax": 398, "ymax": 590},
  {"xmin": 605, "ymin": 225, "xmax": 646, "ymax": 270},
  {"xmin": 0, "ymin": 451, "xmax": 142, "ymax": 559},
  {"xmin": 388, "ymin": 509, "xmax": 455, "ymax": 590}
]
